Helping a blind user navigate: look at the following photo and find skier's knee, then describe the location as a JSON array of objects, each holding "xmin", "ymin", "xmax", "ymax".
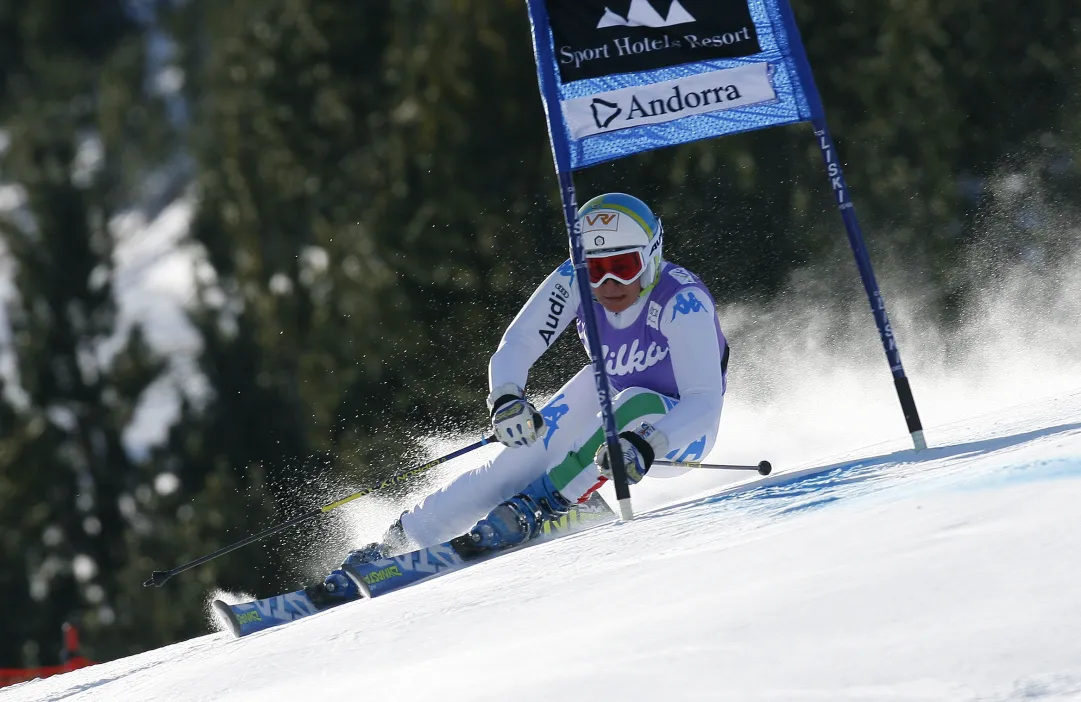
[{"xmin": 608, "ymin": 388, "xmax": 672, "ymax": 430}]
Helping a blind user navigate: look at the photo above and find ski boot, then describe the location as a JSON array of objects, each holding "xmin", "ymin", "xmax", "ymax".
[
  {"xmin": 304, "ymin": 569, "xmax": 361, "ymax": 608},
  {"xmin": 453, "ymin": 474, "xmax": 570, "ymax": 558},
  {"xmin": 305, "ymin": 519, "xmax": 409, "ymax": 607}
]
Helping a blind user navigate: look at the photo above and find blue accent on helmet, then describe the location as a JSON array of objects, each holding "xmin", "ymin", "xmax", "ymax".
[{"xmin": 577, "ymin": 193, "xmax": 659, "ymax": 242}]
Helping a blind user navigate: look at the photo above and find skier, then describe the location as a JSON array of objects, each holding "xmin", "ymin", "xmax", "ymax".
[{"xmin": 316, "ymin": 193, "xmax": 729, "ymax": 600}]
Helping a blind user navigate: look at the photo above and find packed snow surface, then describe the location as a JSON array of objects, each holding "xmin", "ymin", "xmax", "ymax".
[{"xmin": 4, "ymin": 389, "xmax": 1081, "ymax": 702}]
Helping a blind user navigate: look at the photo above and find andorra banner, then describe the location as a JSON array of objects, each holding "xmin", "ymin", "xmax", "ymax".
[{"xmin": 529, "ymin": 0, "xmax": 816, "ymax": 169}]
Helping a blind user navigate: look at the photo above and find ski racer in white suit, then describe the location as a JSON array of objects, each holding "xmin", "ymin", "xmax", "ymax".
[{"xmin": 318, "ymin": 193, "xmax": 729, "ymax": 597}]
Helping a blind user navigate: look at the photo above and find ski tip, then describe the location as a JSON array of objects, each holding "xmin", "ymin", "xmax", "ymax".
[
  {"xmin": 212, "ymin": 599, "xmax": 242, "ymax": 638},
  {"xmin": 757, "ymin": 460, "xmax": 772, "ymax": 476}
]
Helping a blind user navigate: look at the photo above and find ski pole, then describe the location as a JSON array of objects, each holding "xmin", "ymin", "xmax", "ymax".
[
  {"xmin": 143, "ymin": 435, "xmax": 496, "ymax": 587},
  {"xmin": 655, "ymin": 459, "xmax": 772, "ymax": 476}
]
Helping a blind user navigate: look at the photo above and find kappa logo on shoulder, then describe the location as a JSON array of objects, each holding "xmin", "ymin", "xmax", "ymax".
[
  {"xmin": 671, "ymin": 291, "xmax": 706, "ymax": 319},
  {"xmin": 583, "ymin": 212, "xmax": 620, "ymax": 231}
]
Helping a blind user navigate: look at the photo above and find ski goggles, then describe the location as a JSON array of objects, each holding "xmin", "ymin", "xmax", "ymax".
[{"xmin": 586, "ymin": 248, "xmax": 646, "ymax": 288}]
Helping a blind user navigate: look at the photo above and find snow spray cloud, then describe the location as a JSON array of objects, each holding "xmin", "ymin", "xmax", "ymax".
[
  {"xmin": 714, "ymin": 156, "xmax": 1081, "ymax": 472},
  {"xmin": 206, "ymin": 588, "xmax": 256, "ymax": 634},
  {"xmin": 312, "ymin": 432, "xmax": 504, "ymax": 577}
]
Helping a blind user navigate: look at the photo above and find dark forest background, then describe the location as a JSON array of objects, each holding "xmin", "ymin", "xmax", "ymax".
[{"xmin": 0, "ymin": 0, "xmax": 1078, "ymax": 664}]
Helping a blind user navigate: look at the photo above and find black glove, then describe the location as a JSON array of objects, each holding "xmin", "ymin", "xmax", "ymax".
[{"xmin": 594, "ymin": 423, "xmax": 668, "ymax": 485}]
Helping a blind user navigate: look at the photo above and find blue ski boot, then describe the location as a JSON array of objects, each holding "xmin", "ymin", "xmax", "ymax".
[
  {"xmin": 305, "ymin": 519, "xmax": 409, "ymax": 607},
  {"xmin": 304, "ymin": 569, "xmax": 361, "ymax": 608},
  {"xmin": 456, "ymin": 474, "xmax": 570, "ymax": 557}
]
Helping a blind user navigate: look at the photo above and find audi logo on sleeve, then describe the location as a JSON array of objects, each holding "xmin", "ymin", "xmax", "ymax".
[{"xmin": 547, "ymin": 0, "xmax": 761, "ymax": 83}]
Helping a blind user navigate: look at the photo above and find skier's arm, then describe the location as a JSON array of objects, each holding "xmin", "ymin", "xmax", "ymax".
[
  {"xmin": 651, "ymin": 291, "xmax": 726, "ymax": 452},
  {"xmin": 488, "ymin": 261, "xmax": 579, "ymax": 393}
]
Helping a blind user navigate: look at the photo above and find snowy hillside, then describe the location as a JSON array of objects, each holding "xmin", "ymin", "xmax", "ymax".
[{"xmin": 4, "ymin": 386, "xmax": 1080, "ymax": 702}]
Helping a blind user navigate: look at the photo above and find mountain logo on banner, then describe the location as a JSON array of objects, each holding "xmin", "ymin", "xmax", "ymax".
[
  {"xmin": 597, "ymin": 0, "xmax": 695, "ymax": 29},
  {"xmin": 547, "ymin": 0, "xmax": 762, "ymax": 83}
]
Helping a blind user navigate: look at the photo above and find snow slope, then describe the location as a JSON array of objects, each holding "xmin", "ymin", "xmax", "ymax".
[{"xmin": 4, "ymin": 388, "xmax": 1081, "ymax": 702}]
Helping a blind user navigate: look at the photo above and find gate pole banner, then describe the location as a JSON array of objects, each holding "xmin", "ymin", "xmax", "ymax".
[
  {"xmin": 537, "ymin": 0, "xmax": 813, "ymax": 170},
  {"xmin": 525, "ymin": 0, "xmax": 926, "ymax": 451}
]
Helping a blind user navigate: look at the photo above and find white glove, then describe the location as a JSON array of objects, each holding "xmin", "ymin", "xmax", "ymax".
[
  {"xmin": 594, "ymin": 423, "xmax": 669, "ymax": 485},
  {"xmin": 488, "ymin": 383, "xmax": 546, "ymax": 448}
]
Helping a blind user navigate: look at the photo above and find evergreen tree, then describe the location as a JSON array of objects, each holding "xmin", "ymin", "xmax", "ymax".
[{"xmin": 0, "ymin": 0, "xmax": 151, "ymax": 663}]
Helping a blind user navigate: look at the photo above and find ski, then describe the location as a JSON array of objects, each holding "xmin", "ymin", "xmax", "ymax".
[{"xmin": 213, "ymin": 493, "xmax": 614, "ymax": 637}]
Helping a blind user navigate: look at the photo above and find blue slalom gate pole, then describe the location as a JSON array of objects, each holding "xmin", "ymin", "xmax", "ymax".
[
  {"xmin": 526, "ymin": 0, "xmax": 635, "ymax": 519},
  {"xmin": 777, "ymin": 0, "xmax": 926, "ymax": 450}
]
